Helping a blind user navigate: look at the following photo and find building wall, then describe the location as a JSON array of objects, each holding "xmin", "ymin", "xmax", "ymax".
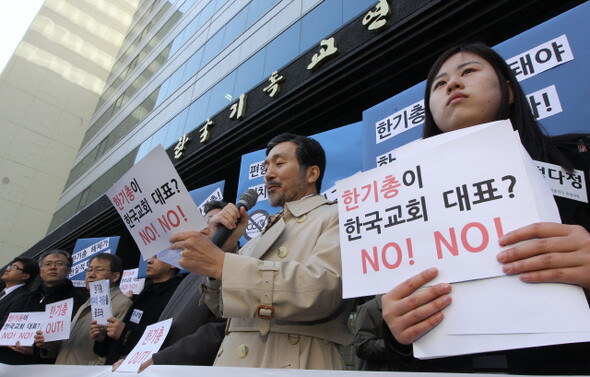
[
  {"xmin": 50, "ymin": 0, "xmax": 377, "ymax": 232},
  {"xmin": 0, "ymin": 0, "xmax": 139, "ymax": 266}
]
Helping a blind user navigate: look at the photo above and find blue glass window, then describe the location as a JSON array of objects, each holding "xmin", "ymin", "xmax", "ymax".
[
  {"xmin": 184, "ymin": 91, "xmax": 211, "ymax": 134},
  {"xmin": 164, "ymin": 108, "xmax": 189, "ymax": 148},
  {"xmin": 263, "ymin": 22, "xmax": 301, "ymax": 77},
  {"xmin": 207, "ymin": 70, "xmax": 237, "ymax": 116},
  {"xmin": 234, "ymin": 49, "xmax": 265, "ymax": 95},
  {"xmin": 222, "ymin": 7, "xmax": 248, "ymax": 49},
  {"xmin": 300, "ymin": 0, "xmax": 342, "ymax": 53}
]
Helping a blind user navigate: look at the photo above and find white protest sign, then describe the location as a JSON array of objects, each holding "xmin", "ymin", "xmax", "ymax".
[
  {"xmin": 119, "ymin": 268, "xmax": 145, "ymax": 295},
  {"xmin": 536, "ymin": 160, "xmax": 588, "ymax": 203},
  {"xmin": 336, "ymin": 121, "xmax": 560, "ymax": 298},
  {"xmin": 89, "ymin": 280, "xmax": 112, "ymax": 326},
  {"xmin": 106, "ymin": 145, "xmax": 207, "ymax": 262},
  {"xmin": 506, "ymin": 34, "xmax": 574, "ymax": 82},
  {"xmin": 117, "ymin": 318, "xmax": 173, "ymax": 372},
  {"xmin": 0, "ymin": 312, "xmax": 45, "ymax": 346},
  {"xmin": 413, "ymin": 275, "xmax": 590, "ymax": 359},
  {"xmin": 43, "ymin": 298, "xmax": 73, "ymax": 342}
]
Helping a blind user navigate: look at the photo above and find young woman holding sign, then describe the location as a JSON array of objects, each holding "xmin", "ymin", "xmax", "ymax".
[{"xmin": 381, "ymin": 42, "xmax": 590, "ymax": 374}]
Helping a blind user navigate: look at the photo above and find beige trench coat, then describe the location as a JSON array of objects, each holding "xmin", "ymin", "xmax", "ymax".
[{"xmin": 203, "ymin": 195, "xmax": 352, "ymax": 369}]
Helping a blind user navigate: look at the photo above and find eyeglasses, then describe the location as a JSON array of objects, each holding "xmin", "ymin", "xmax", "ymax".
[
  {"xmin": 6, "ymin": 264, "xmax": 24, "ymax": 271},
  {"xmin": 87, "ymin": 267, "xmax": 111, "ymax": 274},
  {"xmin": 41, "ymin": 261, "xmax": 67, "ymax": 268}
]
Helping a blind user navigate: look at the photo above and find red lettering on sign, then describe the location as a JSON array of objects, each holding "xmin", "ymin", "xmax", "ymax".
[{"xmin": 435, "ymin": 217, "xmax": 504, "ymax": 259}]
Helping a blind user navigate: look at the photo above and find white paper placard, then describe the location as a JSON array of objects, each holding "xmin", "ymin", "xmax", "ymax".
[
  {"xmin": 336, "ymin": 121, "xmax": 559, "ymax": 298},
  {"xmin": 43, "ymin": 298, "xmax": 73, "ymax": 342},
  {"xmin": 106, "ymin": 145, "xmax": 207, "ymax": 262},
  {"xmin": 117, "ymin": 318, "xmax": 173, "ymax": 372},
  {"xmin": 119, "ymin": 268, "xmax": 145, "ymax": 295},
  {"xmin": 89, "ymin": 279, "xmax": 112, "ymax": 326},
  {"xmin": 0, "ymin": 312, "xmax": 45, "ymax": 346}
]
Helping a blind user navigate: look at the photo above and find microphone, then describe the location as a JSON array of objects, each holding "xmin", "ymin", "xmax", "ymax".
[{"xmin": 210, "ymin": 188, "xmax": 259, "ymax": 248}]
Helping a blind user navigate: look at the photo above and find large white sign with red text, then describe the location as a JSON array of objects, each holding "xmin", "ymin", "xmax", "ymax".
[
  {"xmin": 336, "ymin": 121, "xmax": 560, "ymax": 298},
  {"xmin": 107, "ymin": 145, "xmax": 206, "ymax": 262}
]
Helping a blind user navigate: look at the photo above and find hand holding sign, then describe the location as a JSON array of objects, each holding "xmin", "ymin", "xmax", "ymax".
[
  {"xmin": 106, "ymin": 317, "xmax": 125, "ymax": 340},
  {"xmin": 172, "ymin": 229, "xmax": 225, "ymax": 279},
  {"xmin": 382, "ymin": 268, "xmax": 452, "ymax": 345},
  {"xmin": 498, "ymin": 222, "xmax": 590, "ymax": 289},
  {"xmin": 89, "ymin": 320, "xmax": 106, "ymax": 342}
]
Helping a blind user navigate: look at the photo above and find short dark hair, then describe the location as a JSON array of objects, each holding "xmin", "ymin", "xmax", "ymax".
[
  {"xmin": 203, "ymin": 200, "xmax": 227, "ymax": 215},
  {"xmin": 88, "ymin": 253, "xmax": 123, "ymax": 285},
  {"xmin": 423, "ymin": 42, "xmax": 571, "ymax": 169},
  {"xmin": 12, "ymin": 257, "xmax": 39, "ymax": 285},
  {"xmin": 38, "ymin": 249, "xmax": 73, "ymax": 268},
  {"xmin": 266, "ymin": 133, "xmax": 326, "ymax": 192}
]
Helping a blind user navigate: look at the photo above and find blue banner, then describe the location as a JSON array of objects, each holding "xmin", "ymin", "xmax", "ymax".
[
  {"xmin": 69, "ymin": 237, "xmax": 120, "ymax": 287},
  {"xmin": 362, "ymin": 2, "xmax": 590, "ymax": 170}
]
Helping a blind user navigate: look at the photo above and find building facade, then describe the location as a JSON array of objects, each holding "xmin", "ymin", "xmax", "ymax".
[
  {"xmin": 12, "ymin": 0, "xmax": 587, "ymax": 268},
  {"xmin": 0, "ymin": 0, "xmax": 139, "ymax": 266}
]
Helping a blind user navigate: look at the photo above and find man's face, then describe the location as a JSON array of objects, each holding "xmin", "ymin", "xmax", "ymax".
[
  {"xmin": 85, "ymin": 258, "xmax": 119, "ymax": 291},
  {"xmin": 146, "ymin": 256, "xmax": 174, "ymax": 283},
  {"xmin": 264, "ymin": 141, "xmax": 310, "ymax": 207},
  {"xmin": 40, "ymin": 254, "xmax": 70, "ymax": 287},
  {"xmin": 1, "ymin": 261, "xmax": 28, "ymax": 287}
]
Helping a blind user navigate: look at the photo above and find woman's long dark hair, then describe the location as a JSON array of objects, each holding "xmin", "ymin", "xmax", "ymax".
[{"xmin": 422, "ymin": 42, "xmax": 571, "ymax": 169}]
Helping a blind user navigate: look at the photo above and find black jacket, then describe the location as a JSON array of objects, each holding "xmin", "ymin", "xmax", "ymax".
[{"xmin": 95, "ymin": 275, "xmax": 183, "ymax": 365}]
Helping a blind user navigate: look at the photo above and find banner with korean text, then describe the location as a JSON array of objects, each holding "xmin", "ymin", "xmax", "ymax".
[
  {"xmin": 362, "ymin": 2, "xmax": 590, "ymax": 172},
  {"xmin": 69, "ymin": 237, "xmax": 119, "ymax": 287}
]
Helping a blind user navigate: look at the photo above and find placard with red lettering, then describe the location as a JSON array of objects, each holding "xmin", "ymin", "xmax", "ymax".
[
  {"xmin": 89, "ymin": 279, "xmax": 112, "ymax": 326},
  {"xmin": 0, "ymin": 312, "xmax": 45, "ymax": 346},
  {"xmin": 117, "ymin": 318, "xmax": 173, "ymax": 372},
  {"xmin": 43, "ymin": 298, "xmax": 73, "ymax": 342},
  {"xmin": 106, "ymin": 145, "xmax": 207, "ymax": 261},
  {"xmin": 337, "ymin": 121, "xmax": 561, "ymax": 298},
  {"xmin": 119, "ymin": 268, "xmax": 145, "ymax": 296}
]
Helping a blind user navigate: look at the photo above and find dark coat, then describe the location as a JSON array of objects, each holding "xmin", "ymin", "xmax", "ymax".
[
  {"xmin": 151, "ymin": 273, "xmax": 226, "ymax": 366},
  {"xmin": 95, "ymin": 275, "xmax": 183, "ymax": 365}
]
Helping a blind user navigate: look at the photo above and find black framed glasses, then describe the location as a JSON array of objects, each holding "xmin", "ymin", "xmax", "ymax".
[
  {"xmin": 6, "ymin": 263, "xmax": 24, "ymax": 272},
  {"xmin": 41, "ymin": 261, "xmax": 67, "ymax": 268},
  {"xmin": 86, "ymin": 267, "xmax": 111, "ymax": 274}
]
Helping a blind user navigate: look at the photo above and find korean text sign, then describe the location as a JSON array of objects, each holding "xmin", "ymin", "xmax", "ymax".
[
  {"xmin": 337, "ymin": 121, "xmax": 560, "ymax": 298},
  {"xmin": 107, "ymin": 145, "xmax": 207, "ymax": 260},
  {"xmin": 69, "ymin": 237, "xmax": 118, "ymax": 287},
  {"xmin": 89, "ymin": 279, "xmax": 112, "ymax": 326},
  {"xmin": 0, "ymin": 312, "xmax": 45, "ymax": 346},
  {"xmin": 43, "ymin": 298, "xmax": 73, "ymax": 342},
  {"xmin": 119, "ymin": 268, "xmax": 145, "ymax": 295},
  {"xmin": 117, "ymin": 318, "xmax": 173, "ymax": 372}
]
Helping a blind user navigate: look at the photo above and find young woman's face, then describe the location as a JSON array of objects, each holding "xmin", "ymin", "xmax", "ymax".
[{"xmin": 429, "ymin": 52, "xmax": 509, "ymax": 133}]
